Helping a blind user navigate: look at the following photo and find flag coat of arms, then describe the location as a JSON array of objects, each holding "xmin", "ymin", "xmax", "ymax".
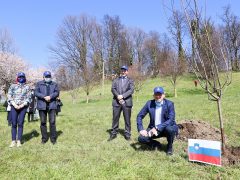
[{"xmin": 188, "ymin": 139, "xmax": 221, "ymax": 166}]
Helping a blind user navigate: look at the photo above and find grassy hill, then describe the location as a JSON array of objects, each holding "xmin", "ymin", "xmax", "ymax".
[{"xmin": 0, "ymin": 73, "xmax": 240, "ymax": 179}]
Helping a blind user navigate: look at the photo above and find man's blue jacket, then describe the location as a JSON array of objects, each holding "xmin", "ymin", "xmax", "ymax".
[
  {"xmin": 137, "ymin": 99, "xmax": 178, "ymax": 133},
  {"xmin": 35, "ymin": 80, "xmax": 59, "ymax": 110}
]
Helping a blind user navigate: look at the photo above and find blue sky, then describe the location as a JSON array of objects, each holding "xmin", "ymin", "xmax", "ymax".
[{"xmin": 0, "ymin": 0, "xmax": 239, "ymax": 67}]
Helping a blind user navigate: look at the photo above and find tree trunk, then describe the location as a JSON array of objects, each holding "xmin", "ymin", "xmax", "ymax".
[
  {"xmin": 102, "ymin": 61, "xmax": 105, "ymax": 95},
  {"xmin": 174, "ymin": 84, "xmax": 177, "ymax": 98},
  {"xmin": 217, "ymin": 98, "xmax": 225, "ymax": 153},
  {"xmin": 71, "ymin": 96, "xmax": 76, "ymax": 104},
  {"xmin": 86, "ymin": 94, "xmax": 89, "ymax": 103},
  {"xmin": 230, "ymin": 58, "xmax": 234, "ymax": 71},
  {"xmin": 70, "ymin": 92, "xmax": 76, "ymax": 104},
  {"xmin": 234, "ymin": 49, "xmax": 239, "ymax": 71}
]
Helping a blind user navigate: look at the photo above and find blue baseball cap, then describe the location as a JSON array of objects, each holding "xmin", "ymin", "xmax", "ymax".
[
  {"xmin": 121, "ymin": 65, "xmax": 128, "ymax": 71},
  {"xmin": 17, "ymin": 72, "xmax": 25, "ymax": 77},
  {"xmin": 43, "ymin": 71, "xmax": 51, "ymax": 77},
  {"xmin": 153, "ymin": 87, "xmax": 164, "ymax": 94}
]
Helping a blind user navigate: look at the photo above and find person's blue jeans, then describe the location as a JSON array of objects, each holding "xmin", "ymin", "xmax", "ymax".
[{"xmin": 11, "ymin": 106, "xmax": 27, "ymax": 141}]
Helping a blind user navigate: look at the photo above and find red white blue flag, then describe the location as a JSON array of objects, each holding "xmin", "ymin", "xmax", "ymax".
[{"xmin": 188, "ymin": 139, "xmax": 221, "ymax": 166}]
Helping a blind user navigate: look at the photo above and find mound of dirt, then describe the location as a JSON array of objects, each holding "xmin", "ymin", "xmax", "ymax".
[
  {"xmin": 222, "ymin": 146, "xmax": 240, "ymax": 166},
  {"xmin": 177, "ymin": 120, "xmax": 240, "ymax": 166},
  {"xmin": 177, "ymin": 120, "xmax": 221, "ymax": 141}
]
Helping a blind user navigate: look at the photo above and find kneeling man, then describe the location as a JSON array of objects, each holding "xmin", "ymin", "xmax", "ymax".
[{"xmin": 136, "ymin": 87, "xmax": 178, "ymax": 155}]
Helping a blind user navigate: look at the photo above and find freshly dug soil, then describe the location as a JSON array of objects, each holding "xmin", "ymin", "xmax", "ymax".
[
  {"xmin": 222, "ymin": 146, "xmax": 240, "ymax": 166},
  {"xmin": 177, "ymin": 120, "xmax": 221, "ymax": 141},
  {"xmin": 177, "ymin": 120, "xmax": 240, "ymax": 166}
]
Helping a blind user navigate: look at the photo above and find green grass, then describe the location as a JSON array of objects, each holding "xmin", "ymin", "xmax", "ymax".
[{"xmin": 1, "ymin": 73, "xmax": 240, "ymax": 179}]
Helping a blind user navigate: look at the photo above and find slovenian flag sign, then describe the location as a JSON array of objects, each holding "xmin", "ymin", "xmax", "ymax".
[{"xmin": 188, "ymin": 139, "xmax": 221, "ymax": 166}]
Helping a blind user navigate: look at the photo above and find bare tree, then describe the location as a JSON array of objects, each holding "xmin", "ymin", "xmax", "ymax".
[
  {"xmin": 81, "ymin": 64, "xmax": 99, "ymax": 103},
  {"xmin": 50, "ymin": 14, "xmax": 101, "ymax": 103},
  {"xmin": 89, "ymin": 21, "xmax": 105, "ymax": 95},
  {"xmin": 191, "ymin": 18, "xmax": 224, "ymax": 77},
  {"xmin": 0, "ymin": 28, "xmax": 16, "ymax": 54},
  {"xmin": 160, "ymin": 35, "xmax": 182, "ymax": 98},
  {"xmin": 50, "ymin": 15, "xmax": 93, "ymax": 70},
  {"xmin": 53, "ymin": 65, "xmax": 69, "ymax": 90},
  {"xmin": 118, "ymin": 28, "xmax": 134, "ymax": 66},
  {"xmin": 128, "ymin": 63, "xmax": 146, "ymax": 102},
  {"xmin": 168, "ymin": 9, "xmax": 186, "ymax": 73},
  {"xmin": 89, "ymin": 20, "xmax": 104, "ymax": 73},
  {"xmin": 131, "ymin": 28, "xmax": 147, "ymax": 71},
  {"xmin": 181, "ymin": 0, "xmax": 231, "ymax": 152},
  {"xmin": 159, "ymin": 33, "xmax": 172, "ymax": 68},
  {"xmin": 103, "ymin": 15, "xmax": 124, "ymax": 74},
  {"xmin": 144, "ymin": 31, "xmax": 161, "ymax": 77},
  {"xmin": 55, "ymin": 65, "xmax": 81, "ymax": 104},
  {"xmin": 221, "ymin": 5, "xmax": 240, "ymax": 71}
]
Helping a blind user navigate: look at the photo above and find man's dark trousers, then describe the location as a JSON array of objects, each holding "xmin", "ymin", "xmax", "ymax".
[
  {"xmin": 39, "ymin": 109, "xmax": 57, "ymax": 143},
  {"xmin": 138, "ymin": 125, "xmax": 176, "ymax": 149},
  {"xmin": 112, "ymin": 104, "xmax": 132, "ymax": 137}
]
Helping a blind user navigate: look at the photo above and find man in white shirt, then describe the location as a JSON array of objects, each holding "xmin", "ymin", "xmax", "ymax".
[{"xmin": 136, "ymin": 87, "xmax": 178, "ymax": 155}]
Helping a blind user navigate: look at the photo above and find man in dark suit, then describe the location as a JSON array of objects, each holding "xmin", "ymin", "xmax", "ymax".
[
  {"xmin": 136, "ymin": 87, "xmax": 178, "ymax": 155},
  {"xmin": 35, "ymin": 71, "xmax": 60, "ymax": 144},
  {"xmin": 108, "ymin": 65, "xmax": 134, "ymax": 141}
]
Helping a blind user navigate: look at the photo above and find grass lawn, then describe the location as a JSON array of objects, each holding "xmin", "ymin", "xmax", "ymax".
[{"xmin": 0, "ymin": 73, "xmax": 240, "ymax": 179}]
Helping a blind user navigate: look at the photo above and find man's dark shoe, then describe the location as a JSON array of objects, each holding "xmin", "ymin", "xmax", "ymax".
[
  {"xmin": 151, "ymin": 141, "xmax": 162, "ymax": 151},
  {"xmin": 108, "ymin": 134, "xmax": 117, "ymax": 141},
  {"xmin": 166, "ymin": 146, "xmax": 173, "ymax": 156},
  {"xmin": 51, "ymin": 141, "xmax": 56, "ymax": 145},
  {"xmin": 124, "ymin": 136, "xmax": 131, "ymax": 141},
  {"xmin": 41, "ymin": 141, "xmax": 47, "ymax": 144}
]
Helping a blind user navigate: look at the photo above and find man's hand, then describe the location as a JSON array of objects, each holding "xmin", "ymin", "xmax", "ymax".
[
  {"xmin": 119, "ymin": 99, "xmax": 125, "ymax": 104},
  {"xmin": 140, "ymin": 130, "xmax": 148, "ymax": 137},
  {"xmin": 44, "ymin": 96, "xmax": 51, "ymax": 102},
  {"xmin": 149, "ymin": 128, "xmax": 158, "ymax": 136},
  {"xmin": 117, "ymin": 95, "xmax": 123, "ymax": 100}
]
